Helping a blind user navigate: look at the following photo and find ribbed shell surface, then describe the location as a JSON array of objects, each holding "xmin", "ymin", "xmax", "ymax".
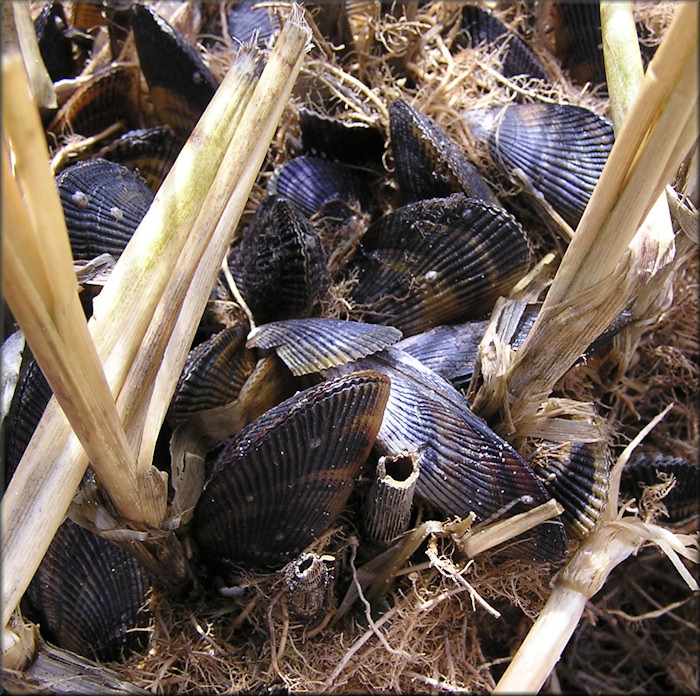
[
  {"xmin": 454, "ymin": 5, "xmax": 549, "ymax": 82},
  {"xmin": 324, "ymin": 349, "xmax": 567, "ymax": 562},
  {"xmin": 25, "ymin": 519, "xmax": 151, "ymax": 662},
  {"xmin": 229, "ymin": 196, "xmax": 330, "ymax": 324},
  {"xmin": 267, "ymin": 155, "xmax": 375, "ymax": 220},
  {"xmin": 168, "ymin": 324, "xmax": 256, "ymax": 427},
  {"xmin": 349, "ymin": 193, "xmax": 531, "ymax": 337},
  {"xmin": 246, "ymin": 318, "xmax": 402, "ymax": 376},
  {"xmin": 465, "ymin": 104, "xmax": 614, "ymax": 227},
  {"xmin": 57, "ymin": 158, "xmax": 153, "ymax": 260},
  {"xmin": 389, "ymin": 99, "xmax": 499, "ymax": 205},
  {"xmin": 193, "ymin": 370, "xmax": 391, "ymax": 569},
  {"xmin": 227, "ymin": 2, "xmax": 280, "ymax": 47}
]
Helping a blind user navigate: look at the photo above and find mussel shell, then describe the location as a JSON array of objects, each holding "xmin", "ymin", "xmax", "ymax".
[
  {"xmin": 267, "ymin": 155, "xmax": 376, "ymax": 221},
  {"xmin": 34, "ymin": 1, "xmax": 75, "ymax": 82},
  {"xmin": 622, "ymin": 453, "xmax": 699, "ymax": 523},
  {"xmin": 229, "ymin": 195, "xmax": 331, "ymax": 324},
  {"xmin": 454, "ymin": 5, "xmax": 549, "ymax": 82},
  {"xmin": 227, "ymin": 2, "xmax": 281, "ymax": 47},
  {"xmin": 299, "ymin": 108, "xmax": 385, "ymax": 167},
  {"xmin": 193, "ymin": 370, "xmax": 391, "ymax": 570},
  {"xmin": 389, "ymin": 99, "xmax": 499, "ymax": 205},
  {"xmin": 130, "ymin": 4, "xmax": 218, "ymax": 140},
  {"xmin": 534, "ymin": 440, "xmax": 610, "ymax": 538},
  {"xmin": 57, "ymin": 158, "xmax": 153, "ymax": 260},
  {"xmin": 464, "ymin": 103, "xmax": 614, "ymax": 228},
  {"xmin": 349, "ymin": 193, "xmax": 531, "ymax": 337},
  {"xmin": 48, "ymin": 64, "xmax": 142, "ymax": 138},
  {"xmin": 25, "ymin": 518, "xmax": 151, "ymax": 662},
  {"xmin": 96, "ymin": 126, "xmax": 182, "ymax": 194},
  {"xmin": 168, "ymin": 323, "xmax": 256, "ymax": 428}
]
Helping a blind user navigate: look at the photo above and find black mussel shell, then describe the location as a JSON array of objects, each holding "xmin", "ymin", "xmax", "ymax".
[
  {"xmin": 535, "ymin": 440, "xmax": 610, "ymax": 538},
  {"xmin": 299, "ymin": 108, "xmax": 385, "ymax": 167},
  {"xmin": 34, "ymin": 1, "xmax": 75, "ymax": 82},
  {"xmin": 48, "ymin": 64, "xmax": 142, "ymax": 138},
  {"xmin": 247, "ymin": 318, "xmax": 402, "ymax": 376},
  {"xmin": 229, "ymin": 195, "xmax": 331, "ymax": 324},
  {"xmin": 130, "ymin": 4, "xmax": 218, "ymax": 140},
  {"xmin": 389, "ymin": 99, "xmax": 499, "ymax": 205},
  {"xmin": 193, "ymin": 370, "xmax": 391, "ymax": 570},
  {"xmin": 248, "ymin": 319, "xmax": 567, "ymax": 562},
  {"xmin": 464, "ymin": 103, "xmax": 614, "ymax": 228},
  {"xmin": 56, "ymin": 158, "xmax": 153, "ymax": 260},
  {"xmin": 622, "ymin": 453, "xmax": 699, "ymax": 524},
  {"xmin": 349, "ymin": 193, "xmax": 531, "ymax": 337},
  {"xmin": 268, "ymin": 155, "xmax": 376, "ymax": 221},
  {"xmin": 25, "ymin": 518, "xmax": 151, "ymax": 662},
  {"xmin": 227, "ymin": 1, "xmax": 281, "ymax": 47},
  {"xmin": 168, "ymin": 323, "xmax": 256, "ymax": 428},
  {"xmin": 96, "ymin": 126, "xmax": 182, "ymax": 193},
  {"xmin": 454, "ymin": 5, "xmax": 549, "ymax": 82}
]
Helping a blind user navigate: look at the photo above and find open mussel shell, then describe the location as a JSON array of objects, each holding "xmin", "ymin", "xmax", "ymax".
[
  {"xmin": 168, "ymin": 323, "xmax": 256, "ymax": 428},
  {"xmin": 464, "ymin": 103, "xmax": 614, "ymax": 228},
  {"xmin": 193, "ymin": 370, "xmax": 391, "ymax": 571},
  {"xmin": 267, "ymin": 155, "xmax": 376, "ymax": 221},
  {"xmin": 349, "ymin": 193, "xmax": 531, "ymax": 337},
  {"xmin": 248, "ymin": 319, "xmax": 567, "ymax": 562},
  {"xmin": 299, "ymin": 108, "xmax": 385, "ymax": 167},
  {"xmin": 56, "ymin": 158, "xmax": 153, "ymax": 260},
  {"xmin": 48, "ymin": 64, "xmax": 142, "ymax": 138},
  {"xmin": 622, "ymin": 452, "xmax": 699, "ymax": 524},
  {"xmin": 229, "ymin": 195, "xmax": 331, "ymax": 324},
  {"xmin": 25, "ymin": 518, "xmax": 151, "ymax": 662},
  {"xmin": 247, "ymin": 318, "xmax": 402, "ymax": 376},
  {"xmin": 453, "ymin": 4, "xmax": 549, "ymax": 82},
  {"xmin": 130, "ymin": 4, "xmax": 218, "ymax": 140},
  {"xmin": 534, "ymin": 440, "xmax": 610, "ymax": 538},
  {"xmin": 96, "ymin": 126, "xmax": 182, "ymax": 193},
  {"xmin": 389, "ymin": 99, "xmax": 499, "ymax": 205}
]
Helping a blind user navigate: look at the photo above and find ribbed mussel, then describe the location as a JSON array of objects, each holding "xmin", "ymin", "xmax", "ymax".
[
  {"xmin": 193, "ymin": 370, "xmax": 391, "ymax": 571},
  {"xmin": 464, "ymin": 103, "xmax": 614, "ymax": 228},
  {"xmin": 348, "ymin": 192, "xmax": 531, "ymax": 337}
]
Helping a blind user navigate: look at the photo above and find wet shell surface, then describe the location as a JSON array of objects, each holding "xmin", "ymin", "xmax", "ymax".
[
  {"xmin": 34, "ymin": 1, "xmax": 75, "ymax": 82},
  {"xmin": 389, "ymin": 99, "xmax": 499, "ymax": 205},
  {"xmin": 25, "ymin": 518, "xmax": 151, "ymax": 662},
  {"xmin": 454, "ymin": 4, "xmax": 549, "ymax": 82},
  {"xmin": 229, "ymin": 195, "xmax": 331, "ymax": 324},
  {"xmin": 193, "ymin": 370, "xmax": 391, "ymax": 570},
  {"xmin": 227, "ymin": 2, "xmax": 281, "ymax": 48},
  {"xmin": 464, "ymin": 103, "xmax": 614, "ymax": 228},
  {"xmin": 56, "ymin": 158, "xmax": 154, "ymax": 260},
  {"xmin": 349, "ymin": 193, "xmax": 531, "ymax": 337},
  {"xmin": 267, "ymin": 155, "xmax": 376, "ymax": 221},
  {"xmin": 168, "ymin": 323, "xmax": 256, "ymax": 428},
  {"xmin": 130, "ymin": 4, "xmax": 218, "ymax": 140}
]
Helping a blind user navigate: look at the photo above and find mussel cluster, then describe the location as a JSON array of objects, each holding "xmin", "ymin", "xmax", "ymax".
[{"xmin": 3, "ymin": 0, "xmax": 682, "ymax": 671}]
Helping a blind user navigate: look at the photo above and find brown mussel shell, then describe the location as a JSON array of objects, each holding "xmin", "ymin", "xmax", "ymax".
[
  {"xmin": 96, "ymin": 126, "xmax": 182, "ymax": 193},
  {"xmin": 349, "ymin": 193, "xmax": 531, "ymax": 337},
  {"xmin": 168, "ymin": 323, "xmax": 256, "ymax": 428},
  {"xmin": 25, "ymin": 518, "xmax": 151, "ymax": 662},
  {"xmin": 247, "ymin": 319, "xmax": 568, "ymax": 562},
  {"xmin": 130, "ymin": 4, "xmax": 218, "ymax": 140},
  {"xmin": 267, "ymin": 155, "xmax": 376, "ymax": 221},
  {"xmin": 56, "ymin": 158, "xmax": 153, "ymax": 260},
  {"xmin": 193, "ymin": 370, "xmax": 391, "ymax": 571},
  {"xmin": 229, "ymin": 195, "xmax": 331, "ymax": 324},
  {"xmin": 389, "ymin": 99, "xmax": 499, "ymax": 205},
  {"xmin": 464, "ymin": 103, "xmax": 614, "ymax": 228}
]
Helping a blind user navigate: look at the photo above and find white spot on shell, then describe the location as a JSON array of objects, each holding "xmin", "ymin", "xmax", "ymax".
[
  {"xmin": 110, "ymin": 206, "xmax": 123, "ymax": 221},
  {"xmin": 71, "ymin": 190, "xmax": 89, "ymax": 208}
]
